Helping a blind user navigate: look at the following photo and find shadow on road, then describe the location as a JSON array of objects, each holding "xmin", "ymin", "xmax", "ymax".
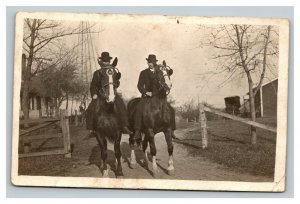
[
  {"xmin": 120, "ymin": 142, "xmax": 154, "ymax": 176},
  {"xmin": 87, "ymin": 140, "xmax": 176, "ymax": 178},
  {"xmin": 88, "ymin": 145, "xmax": 117, "ymax": 176}
]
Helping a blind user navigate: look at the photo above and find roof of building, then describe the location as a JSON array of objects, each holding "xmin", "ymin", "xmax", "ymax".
[{"xmin": 261, "ymin": 78, "xmax": 278, "ymax": 87}]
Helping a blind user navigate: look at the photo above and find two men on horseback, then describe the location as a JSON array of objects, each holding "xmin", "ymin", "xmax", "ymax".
[
  {"xmin": 133, "ymin": 54, "xmax": 177, "ymax": 141},
  {"xmin": 86, "ymin": 52, "xmax": 132, "ymax": 136},
  {"xmin": 86, "ymin": 52, "xmax": 176, "ymax": 139},
  {"xmin": 86, "ymin": 52, "xmax": 176, "ymax": 177}
]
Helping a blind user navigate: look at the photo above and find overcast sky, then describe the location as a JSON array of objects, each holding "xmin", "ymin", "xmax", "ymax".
[{"xmin": 53, "ymin": 18, "xmax": 278, "ymax": 108}]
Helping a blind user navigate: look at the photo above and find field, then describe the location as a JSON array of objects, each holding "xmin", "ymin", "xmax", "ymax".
[{"xmin": 174, "ymin": 119, "xmax": 276, "ymax": 178}]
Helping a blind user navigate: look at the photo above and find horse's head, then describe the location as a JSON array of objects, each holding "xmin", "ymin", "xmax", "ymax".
[
  {"xmin": 99, "ymin": 67, "xmax": 121, "ymax": 103},
  {"xmin": 155, "ymin": 60, "xmax": 173, "ymax": 95}
]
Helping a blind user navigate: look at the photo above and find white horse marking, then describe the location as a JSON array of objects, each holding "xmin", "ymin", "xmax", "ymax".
[
  {"xmin": 106, "ymin": 69, "xmax": 115, "ymax": 103},
  {"xmin": 167, "ymin": 155, "xmax": 174, "ymax": 171},
  {"xmin": 152, "ymin": 155, "xmax": 158, "ymax": 171},
  {"xmin": 161, "ymin": 68, "xmax": 172, "ymax": 90}
]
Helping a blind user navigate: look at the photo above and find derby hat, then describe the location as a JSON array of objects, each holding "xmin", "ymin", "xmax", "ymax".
[
  {"xmin": 99, "ymin": 52, "xmax": 113, "ymax": 62},
  {"xmin": 146, "ymin": 54, "xmax": 158, "ymax": 64}
]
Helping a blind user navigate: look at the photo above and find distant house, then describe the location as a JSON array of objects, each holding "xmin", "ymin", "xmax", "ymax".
[
  {"xmin": 240, "ymin": 78, "xmax": 278, "ymax": 118},
  {"xmin": 20, "ymin": 54, "xmax": 56, "ymax": 119},
  {"xmin": 20, "ymin": 76, "xmax": 56, "ymax": 119}
]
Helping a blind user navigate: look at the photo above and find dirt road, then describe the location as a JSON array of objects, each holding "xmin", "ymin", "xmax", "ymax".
[{"xmin": 65, "ymin": 125, "xmax": 272, "ymax": 182}]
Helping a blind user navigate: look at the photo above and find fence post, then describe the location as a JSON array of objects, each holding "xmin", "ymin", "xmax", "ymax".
[
  {"xmin": 60, "ymin": 109, "xmax": 71, "ymax": 158},
  {"xmin": 199, "ymin": 103, "xmax": 208, "ymax": 149},
  {"xmin": 75, "ymin": 110, "xmax": 78, "ymax": 126}
]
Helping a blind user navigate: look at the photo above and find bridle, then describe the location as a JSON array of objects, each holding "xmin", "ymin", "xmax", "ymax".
[
  {"xmin": 153, "ymin": 65, "xmax": 172, "ymax": 96},
  {"xmin": 160, "ymin": 65, "xmax": 171, "ymax": 79},
  {"xmin": 99, "ymin": 68, "xmax": 118, "ymax": 99}
]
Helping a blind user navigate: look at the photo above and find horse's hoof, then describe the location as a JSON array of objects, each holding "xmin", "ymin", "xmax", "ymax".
[
  {"xmin": 152, "ymin": 169, "xmax": 159, "ymax": 178},
  {"xmin": 167, "ymin": 169, "xmax": 175, "ymax": 176},
  {"xmin": 152, "ymin": 172, "xmax": 158, "ymax": 178},
  {"xmin": 143, "ymin": 162, "xmax": 149, "ymax": 170},
  {"xmin": 102, "ymin": 170, "xmax": 109, "ymax": 178},
  {"xmin": 116, "ymin": 173, "xmax": 124, "ymax": 179},
  {"xmin": 129, "ymin": 162, "xmax": 137, "ymax": 169}
]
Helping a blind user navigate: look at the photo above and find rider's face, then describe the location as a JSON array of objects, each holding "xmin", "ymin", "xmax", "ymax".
[
  {"xmin": 102, "ymin": 61, "xmax": 111, "ymax": 65},
  {"xmin": 148, "ymin": 62, "xmax": 154, "ymax": 68}
]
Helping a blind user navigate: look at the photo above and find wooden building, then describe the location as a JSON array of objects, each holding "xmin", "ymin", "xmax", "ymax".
[{"xmin": 239, "ymin": 78, "xmax": 278, "ymax": 118}]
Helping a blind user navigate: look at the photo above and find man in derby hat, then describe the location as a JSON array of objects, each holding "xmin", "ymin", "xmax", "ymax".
[
  {"xmin": 133, "ymin": 54, "xmax": 177, "ymax": 141},
  {"xmin": 86, "ymin": 51, "xmax": 132, "ymax": 137}
]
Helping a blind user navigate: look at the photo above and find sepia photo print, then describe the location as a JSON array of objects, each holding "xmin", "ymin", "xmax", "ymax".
[{"xmin": 11, "ymin": 12, "xmax": 289, "ymax": 191}]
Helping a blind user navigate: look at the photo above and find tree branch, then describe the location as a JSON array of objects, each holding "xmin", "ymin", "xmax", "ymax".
[{"xmin": 253, "ymin": 26, "xmax": 271, "ymax": 96}]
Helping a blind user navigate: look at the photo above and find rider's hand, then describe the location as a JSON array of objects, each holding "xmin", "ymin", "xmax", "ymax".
[
  {"xmin": 146, "ymin": 92, "xmax": 152, "ymax": 97},
  {"xmin": 92, "ymin": 94, "xmax": 98, "ymax": 99}
]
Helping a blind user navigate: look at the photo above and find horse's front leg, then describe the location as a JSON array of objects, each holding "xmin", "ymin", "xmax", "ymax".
[
  {"xmin": 147, "ymin": 128, "xmax": 158, "ymax": 177},
  {"xmin": 142, "ymin": 135, "xmax": 149, "ymax": 169},
  {"xmin": 114, "ymin": 131, "xmax": 124, "ymax": 178},
  {"xmin": 164, "ymin": 128, "xmax": 174, "ymax": 175},
  {"xmin": 129, "ymin": 133, "xmax": 137, "ymax": 169},
  {"xmin": 95, "ymin": 131, "xmax": 109, "ymax": 177}
]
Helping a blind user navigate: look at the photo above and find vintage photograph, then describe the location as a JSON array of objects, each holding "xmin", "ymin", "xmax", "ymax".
[{"xmin": 11, "ymin": 12, "xmax": 289, "ymax": 191}]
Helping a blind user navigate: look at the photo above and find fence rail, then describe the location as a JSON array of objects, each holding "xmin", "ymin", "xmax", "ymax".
[
  {"xmin": 199, "ymin": 104, "xmax": 277, "ymax": 149},
  {"xmin": 19, "ymin": 118, "xmax": 60, "ymax": 125},
  {"xmin": 19, "ymin": 109, "xmax": 71, "ymax": 158},
  {"xmin": 203, "ymin": 106, "xmax": 277, "ymax": 133}
]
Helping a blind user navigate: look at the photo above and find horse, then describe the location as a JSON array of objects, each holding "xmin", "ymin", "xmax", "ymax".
[
  {"xmin": 92, "ymin": 64, "xmax": 124, "ymax": 178},
  {"xmin": 127, "ymin": 61, "xmax": 174, "ymax": 177}
]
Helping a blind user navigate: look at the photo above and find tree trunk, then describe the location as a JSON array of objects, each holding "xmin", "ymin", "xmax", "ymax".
[
  {"xmin": 21, "ymin": 20, "xmax": 37, "ymax": 125},
  {"xmin": 21, "ymin": 84, "xmax": 30, "ymax": 126},
  {"xmin": 247, "ymin": 76, "xmax": 257, "ymax": 145},
  {"xmin": 54, "ymin": 98, "xmax": 60, "ymax": 118},
  {"xmin": 70, "ymin": 96, "xmax": 74, "ymax": 115},
  {"xmin": 65, "ymin": 94, "xmax": 69, "ymax": 110}
]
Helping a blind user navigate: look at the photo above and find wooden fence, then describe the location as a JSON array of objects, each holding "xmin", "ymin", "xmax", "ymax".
[
  {"xmin": 199, "ymin": 103, "xmax": 277, "ymax": 149},
  {"xmin": 19, "ymin": 109, "xmax": 71, "ymax": 158}
]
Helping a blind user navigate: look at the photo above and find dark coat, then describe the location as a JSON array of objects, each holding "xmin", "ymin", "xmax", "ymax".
[
  {"xmin": 137, "ymin": 68, "xmax": 157, "ymax": 96},
  {"xmin": 137, "ymin": 67, "xmax": 174, "ymax": 96},
  {"xmin": 90, "ymin": 67, "xmax": 120, "ymax": 98}
]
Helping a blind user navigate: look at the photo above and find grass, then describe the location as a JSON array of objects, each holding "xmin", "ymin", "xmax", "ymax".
[
  {"xmin": 18, "ymin": 154, "xmax": 75, "ymax": 176},
  {"xmin": 18, "ymin": 125, "xmax": 82, "ymax": 176},
  {"xmin": 175, "ymin": 119, "xmax": 276, "ymax": 178}
]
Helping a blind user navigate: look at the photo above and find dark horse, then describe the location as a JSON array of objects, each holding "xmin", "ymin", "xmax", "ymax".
[
  {"xmin": 93, "ymin": 66, "xmax": 124, "ymax": 178},
  {"xmin": 127, "ymin": 61, "xmax": 174, "ymax": 177}
]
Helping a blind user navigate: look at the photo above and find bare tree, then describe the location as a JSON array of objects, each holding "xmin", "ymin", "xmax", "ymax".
[
  {"xmin": 205, "ymin": 25, "xmax": 278, "ymax": 145},
  {"xmin": 21, "ymin": 19, "xmax": 97, "ymax": 122}
]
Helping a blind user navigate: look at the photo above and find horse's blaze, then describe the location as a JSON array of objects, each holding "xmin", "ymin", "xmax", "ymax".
[{"xmin": 107, "ymin": 69, "xmax": 115, "ymax": 103}]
